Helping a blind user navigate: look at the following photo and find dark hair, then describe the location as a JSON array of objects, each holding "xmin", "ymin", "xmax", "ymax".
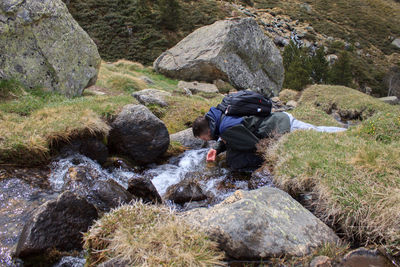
[{"xmin": 192, "ymin": 116, "xmax": 209, "ymax": 137}]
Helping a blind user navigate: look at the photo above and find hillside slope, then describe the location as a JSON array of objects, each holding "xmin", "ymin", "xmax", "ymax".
[
  {"xmin": 63, "ymin": 0, "xmax": 400, "ymax": 94},
  {"xmin": 63, "ymin": 0, "xmax": 231, "ymax": 65}
]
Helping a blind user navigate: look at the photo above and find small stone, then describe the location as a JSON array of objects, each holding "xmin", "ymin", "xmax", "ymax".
[
  {"xmin": 178, "ymin": 81, "xmax": 219, "ymax": 96},
  {"xmin": 286, "ymin": 100, "xmax": 298, "ymax": 107},
  {"xmin": 132, "ymin": 88, "xmax": 171, "ymax": 107},
  {"xmin": 274, "ymin": 36, "xmax": 289, "ymax": 47},
  {"xmin": 341, "ymin": 248, "xmax": 391, "ymax": 267},
  {"xmin": 271, "ymin": 96, "xmax": 280, "ymax": 102},
  {"xmin": 170, "ymin": 128, "xmax": 206, "ymax": 149},
  {"xmin": 139, "ymin": 75, "xmax": 154, "ymax": 84},
  {"xmin": 326, "ymin": 54, "xmax": 338, "ymax": 65},
  {"xmin": 379, "ymin": 96, "xmax": 399, "ymax": 105},
  {"xmin": 310, "ymin": 256, "xmax": 332, "ymax": 267}
]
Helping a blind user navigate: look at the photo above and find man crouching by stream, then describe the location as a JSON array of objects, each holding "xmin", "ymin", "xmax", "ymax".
[{"xmin": 192, "ymin": 107, "xmax": 346, "ymax": 172}]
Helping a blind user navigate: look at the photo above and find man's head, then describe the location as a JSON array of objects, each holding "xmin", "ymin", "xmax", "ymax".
[{"xmin": 192, "ymin": 116, "xmax": 212, "ymax": 141}]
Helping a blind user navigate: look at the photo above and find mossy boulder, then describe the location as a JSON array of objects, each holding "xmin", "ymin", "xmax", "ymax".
[{"xmin": 0, "ymin": 0, "xmax": 101, "ymax": 97}]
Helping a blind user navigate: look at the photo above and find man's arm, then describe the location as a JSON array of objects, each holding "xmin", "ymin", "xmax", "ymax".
[
  {"xmin": 207, "ymin": 139, "xmax": 226, "ymax": 162},
  {"xmin": 220, "ymin": 124, "xmax": 259, "ymax": 152},
  {"xmin": 214, "ymin": 139, "xmax": 226, "ymax": 154}
]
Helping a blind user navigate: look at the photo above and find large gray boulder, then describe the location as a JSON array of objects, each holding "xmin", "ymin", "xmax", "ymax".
[
  {"xmin": 154, "ymin": 18, "xmax": 284, "ymax": 97},
  {"xmin": 379, "ymin": 96, "xmax": 399, "ymax": 105},
  {"xmin": 183, "ymin": 187, "xmax": 340, "ymax": 259},
  {"xmin": 15, "ymin": 191, "xmax": 98, "ymax": 258},
  {"xmin": 108, "ymin": 104, "xmax": 170, "ymax": 164},
  {"xmin": 392, "ymin": 38, "xmax": 400, "ymax": 49},
  {"xmin": 0, "ymin": 0, "xmax": 101, "ymax": 97}
]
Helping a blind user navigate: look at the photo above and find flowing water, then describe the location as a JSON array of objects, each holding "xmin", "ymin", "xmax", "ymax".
[{"xmin": 0, "ymin": 149, "xmax": 273, "ymax": 266}]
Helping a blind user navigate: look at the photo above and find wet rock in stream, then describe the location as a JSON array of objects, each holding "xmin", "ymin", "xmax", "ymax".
[
  {"xmin": 53, "ymin": 256, "xmax": 86, "ymax": 267},
  {"xmin": 90, "ymin": 179, "xmax": 134, "ymax": 212},
  {"xmin": 164, "ymin": 179, "xmax": 208, "ymax": 205},
  {"xmin": 53, "ymin": 165, "xmax": 133, "ymax": 212},
  {"xmin": 127, "ymin": 177, "xmax": 162, "ymax": 204},
  {"xmin": 0, "ymin": 178, "xmax": 55, "ymax": 267},
  {"xmin": 108, "ymin": 104, "xmax": 170, "ymax": 164},
  {"xmin": 15, "ymin": 191, "xmax": 98, "ymax": 258},
  {"xmin": 57, "ymin": 137, "xmax": 109, "ymax": 165}
]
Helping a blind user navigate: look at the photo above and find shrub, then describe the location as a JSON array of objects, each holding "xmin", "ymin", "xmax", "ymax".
[
  {"xmin": 0, "ymin": 79, "xmax": 25, "ymax": 100},
  {"xmin": 328, "ymin": 51, "xmax": 353, "ymax": 87},
  {"xmin": 282, "ymin": 41, "xmax": 312, "ymax": 90},
  {"xmin": 310, "ymin": 46, "xmax": 329, "ymax": 84}
]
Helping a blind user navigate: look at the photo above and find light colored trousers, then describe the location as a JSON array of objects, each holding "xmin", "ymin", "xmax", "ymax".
[{"xmin": 283, "ymin": 112, "xmax": 347, "ymax": 133}]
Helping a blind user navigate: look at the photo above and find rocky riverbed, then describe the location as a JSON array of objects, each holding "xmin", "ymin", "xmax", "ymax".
[{"xmin": 0, "ymin": 148, "xmax": 273, "ymax": 266}]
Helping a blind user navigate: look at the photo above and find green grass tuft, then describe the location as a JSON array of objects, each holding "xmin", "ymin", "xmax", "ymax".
[
  {"xmin": 262, "ymin": 85, "xmax": 400, "ymax": 253},
  {"xmin": 0, "ymin": 60, "xmax": 224, "ymax": 165},
  {"xmin": 83, "ymin": 202, "xmax": 226, "ymax": 266}
]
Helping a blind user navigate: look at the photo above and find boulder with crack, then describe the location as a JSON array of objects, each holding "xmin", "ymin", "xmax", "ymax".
[
  {"xmin": 0, "ymin": 0, "xmax": 101, "ymax": 96},
  {"xmin": 154, "ymin": 18, "xmax": 284, "ymax": 97}
]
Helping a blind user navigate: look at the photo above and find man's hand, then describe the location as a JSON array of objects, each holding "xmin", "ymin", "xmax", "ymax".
[{"xmin": 206, "ymin": 149, "xmax": 217, "ymax": 162}]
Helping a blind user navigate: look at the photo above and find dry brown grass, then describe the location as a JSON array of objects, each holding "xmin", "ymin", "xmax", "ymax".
[
  {"xmin": 84, "ymin": 202, "xmax": 226, "ymax": 267},
  {"xmin": 261, "ymin": 85, "xmax": 400, "ymax": 254},
  {"xmin": 278, "ymin": 89, "xmax": 300, "ymax": 103},
  {"xmin": 96, "ymin": 61, "xmax": 148, "ymax": 94},
  {"xmin": 0, "ymin": 59, "xmax": 224, "ymax": 165},
  {"xmin": 163, "ymin": 95, "xmax": 223, "ymax": 134},
  {"xmin": 0, "ymin": 106, "xmax": 110, "ymax": 165}
]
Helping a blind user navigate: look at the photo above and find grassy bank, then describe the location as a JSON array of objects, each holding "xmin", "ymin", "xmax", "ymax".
[
  {"xmin": 83, "ymin": 202, "xmax": 225, "ymax": 266},
  {"xmin": 0, "ymin": 60, "xmax": 222, "ymax": 166},
  {"xmin": 262, "ymin": 85, "xmax": 400, "ymax": 253}
]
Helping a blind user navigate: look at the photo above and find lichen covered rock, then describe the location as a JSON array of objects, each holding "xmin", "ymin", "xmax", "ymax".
[
  {"xmin": 154, "ymin": 18, "xmax": 284, "ymax": 97},
  {"xmin": 0, "ymin": 0, "xmax": 101, "ymax": 96},
  {"xmin": 183, "ymin": 187, "xmax": 340, "ymax": 259}
]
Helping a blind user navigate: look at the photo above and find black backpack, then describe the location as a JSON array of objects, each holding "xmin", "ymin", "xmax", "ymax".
[{"xmin": 216, "ymin": 90, "xmax": 272, "ymax": 117}]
